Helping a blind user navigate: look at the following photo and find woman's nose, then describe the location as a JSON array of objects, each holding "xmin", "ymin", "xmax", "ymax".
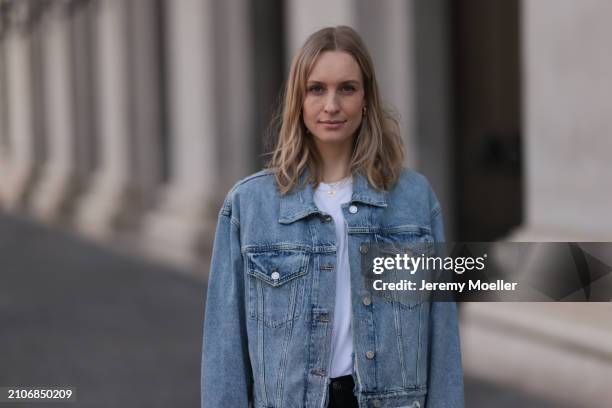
[{"xmin": 323, "ymin": 94, "xmax": 340, "ymax": 113}]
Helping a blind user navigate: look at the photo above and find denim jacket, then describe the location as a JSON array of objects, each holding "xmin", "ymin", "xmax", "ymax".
[{"xmin": 201, "ymin": 168, "xmax": 464, "ymax": 408}]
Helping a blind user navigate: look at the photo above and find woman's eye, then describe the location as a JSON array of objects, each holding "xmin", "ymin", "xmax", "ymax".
[
  {"xmin": 340, "ymin": 85, "xmax": 356, "ymax": 93},
  {"xmin": 308, "ymin": 85, "xmax": 324, "ymax": 94}
]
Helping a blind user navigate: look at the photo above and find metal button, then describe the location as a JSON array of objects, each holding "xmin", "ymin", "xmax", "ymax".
[
  {"xmin": 359, "ymin": 244, "xmax": 369, "ymax": 254},
  {"xmin": 412, "ymin": 401, "xmax": 421, "ymax": 408},
  {"xmin": 319, "ymin": 313, "xmax": 330, "ymax": 322},
  {"xmin": 323, "ymin": 215, "xmax": 332, "ymax": 223},
  {"xmin": 362, "ymin": 296, "xmax": 371, "ymax": 306},
  {"xmin": 372, "ymin": 399, "xmax": 382, "ymax": 408},
  {"xmin": 365, "ymin": 350, "xmax": 375, "ymax": 359},
  {"xmin": 271, "ymin": 270, "xmax": 280, "ymax": 280},
  {"xmin": 332, "ymin": 382, "xmax": 342, "ymax": 390},
  {"xmin": 349, "ymin": 205, "xmax": 358, "ymax": 214}
]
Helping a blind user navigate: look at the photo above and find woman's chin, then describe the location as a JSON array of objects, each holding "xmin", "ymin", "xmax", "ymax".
[{"xmin": 312, "ymin": 131, "xmax": 355, "ymax": 145}]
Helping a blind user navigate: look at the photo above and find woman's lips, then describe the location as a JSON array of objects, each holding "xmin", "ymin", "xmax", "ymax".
[{"xmin": 319, "ymin": 120, "xmax": 346, "ymax": 129}]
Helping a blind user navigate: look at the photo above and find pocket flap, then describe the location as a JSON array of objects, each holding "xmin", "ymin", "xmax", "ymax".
[{"xmin": 246, "ymin": 250, "xmax": 309, "ymax": 287}]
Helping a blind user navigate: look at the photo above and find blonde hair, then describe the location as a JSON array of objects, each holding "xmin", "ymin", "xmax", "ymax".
[{"xmin": 267, "ymin": 25, "xmax": 405, "ymax": 194}]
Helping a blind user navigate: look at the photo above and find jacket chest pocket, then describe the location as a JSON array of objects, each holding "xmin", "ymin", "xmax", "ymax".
[
  {"xmin": 245, "ymin": 250, "xmax": 310, "ymax": 328},
  {"xmin": 374, "ymin": 226, "xmax": 434, "ymax": 246},
  {"xmin": 373, "ymin": 226, "xmax": 434, "ymax": 309}
]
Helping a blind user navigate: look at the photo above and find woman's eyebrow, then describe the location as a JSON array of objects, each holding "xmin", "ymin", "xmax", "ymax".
[{"xmin": 306, "ymin": 79, "xmax": 361, "ymax": 85}]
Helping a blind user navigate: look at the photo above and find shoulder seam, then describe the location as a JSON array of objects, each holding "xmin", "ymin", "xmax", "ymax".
[
  {"xmin": 224, "ymin": 169, "xmax": 274, "ymax": 200},
  {"xmin": 233, "ymin": 169, "xmax": 274, "ymax": 189},
  {"xmin": 221, "ymin": 169, "xmax": 275, "ymax": 221}
]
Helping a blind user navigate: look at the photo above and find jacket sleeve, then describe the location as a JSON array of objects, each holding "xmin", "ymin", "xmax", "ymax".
[
  {"xmin": 201, "ymin": 198, "xmax": 253, "ymax": 407},
  {"xmin": 425, "ymin": 192, "xmax": 465, "ymax": 408}
]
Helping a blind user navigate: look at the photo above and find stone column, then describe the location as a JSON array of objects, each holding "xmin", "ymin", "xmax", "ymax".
[
  {"xmin": 75, "ymin": 0, "xmax": 136, "ymax": 238},
  {"xmin": 31, "ymin": 1, "xmax": 78, "ymax": 221},
  {"xmin": 126, "ymin": 0, "xmax": 163, "ymax": 209},
  {"xmin": 0, "ymin": 22, "xmax": 8, "ymax": 209},
  {"xmin": 462, "ymin": 2, "xmax": 612, "ymax": 406},
  {"xmin": 285, "ymin": 0, "xmax": 357, "ymax": 60},
  {"xmin": 356, "ymin": 0, "xmax": 416, "ymax": 166},
  {"xmin": 214, "ymin": 0, "xmax": 255, "ymax": 188},
  {"xmin": 510, "ymin": 0, "xmax": 612, "ymax": 242},
  {"xmin": 143, "ymin": 0, "xmax": 219, "ymax": 267},
  {"xmin": 70, "ymin": 0, "xmax": 100, "ymax": 192},
  {"xmin": 411, "ymin": 0, "xmax": 454, "ymax": 239},
  {"xmin": 1, "ymin": 1, "xmax": 36, "ymax": 210}
]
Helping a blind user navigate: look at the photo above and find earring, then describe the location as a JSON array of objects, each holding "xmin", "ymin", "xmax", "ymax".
[{"xmin": 362, "ymin": 106, "xmax": 367, "ymax": 116}]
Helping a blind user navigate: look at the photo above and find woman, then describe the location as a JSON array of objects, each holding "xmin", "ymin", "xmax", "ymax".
[{"xmin": 202, "ymin": 26, "xmax": 463, "ymax": 408}]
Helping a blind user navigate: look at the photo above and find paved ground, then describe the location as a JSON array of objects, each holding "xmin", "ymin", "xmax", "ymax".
[
  {"xmin": 0, "ymin": 215, "xmax": 204, "ymax": 407},
  {"xmin": 0, "ymin": 214, "xmax": 568, "ymax": 407}
]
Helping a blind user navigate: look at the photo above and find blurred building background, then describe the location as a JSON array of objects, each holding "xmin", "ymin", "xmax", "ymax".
[{"xmin": 0, "ymin": 0, "xmax": 610, "ymax": 407}]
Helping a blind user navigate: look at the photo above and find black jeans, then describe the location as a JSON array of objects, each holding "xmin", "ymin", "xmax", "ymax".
[{"xmin": 327, "ymin": 375, "xmax": 358, "ymax": 407}]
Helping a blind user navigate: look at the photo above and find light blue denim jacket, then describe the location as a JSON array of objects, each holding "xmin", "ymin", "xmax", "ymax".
[{"xmin": 201, "ymin": 168, "xmax": 464, "ymax": 408}]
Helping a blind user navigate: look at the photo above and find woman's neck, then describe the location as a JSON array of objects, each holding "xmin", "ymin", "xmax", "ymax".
[{"xmin": 316, "ymin": 141, "xmax": 352, "ymax": 183}]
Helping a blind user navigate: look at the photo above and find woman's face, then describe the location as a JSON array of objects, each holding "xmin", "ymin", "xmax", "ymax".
[{"xmin": 302, "ymin": 51, "xmax": 365, "ymax": 150}]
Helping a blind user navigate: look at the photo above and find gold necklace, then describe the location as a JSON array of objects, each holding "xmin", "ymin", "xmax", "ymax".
[{"xmin": 321, "ymin": 177, "xmax": 352, "ymax": 196}]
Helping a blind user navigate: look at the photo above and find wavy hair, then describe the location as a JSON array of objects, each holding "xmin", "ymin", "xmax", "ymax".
[{"xmin": 267, "ymin": 26, "xmax": 405, "ymax": 194}]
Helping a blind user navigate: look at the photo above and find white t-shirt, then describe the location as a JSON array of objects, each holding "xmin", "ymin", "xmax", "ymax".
[{"xmin": 313, "ymin": 177, "xmax": 354, "ymax": 378}]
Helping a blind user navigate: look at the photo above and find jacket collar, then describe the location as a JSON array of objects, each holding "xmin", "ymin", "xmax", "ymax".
[{"xmin": 278, "ymin": 169, "xmax": 387, "ymax": 224}]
